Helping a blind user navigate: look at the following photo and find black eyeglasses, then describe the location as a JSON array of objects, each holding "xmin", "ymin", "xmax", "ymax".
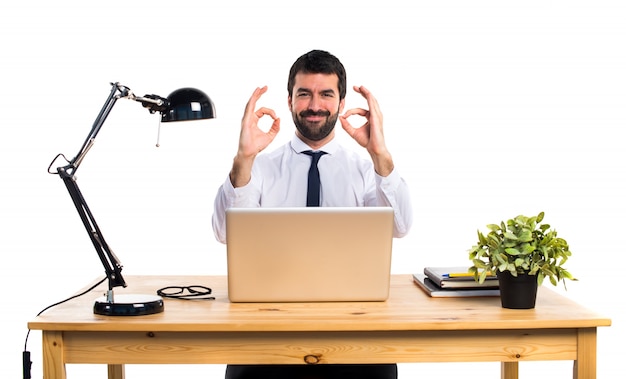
[{"xmin": 157, "ymin": 285, "xmax": 215, "ymax": 300}]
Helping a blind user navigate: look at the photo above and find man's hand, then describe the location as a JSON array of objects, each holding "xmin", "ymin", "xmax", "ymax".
[
  {"xmin": 230, "ymin": 86, "xmax": 281, "ymax": 187},
  {"xmin": 340, "ymin": 86, "xmax": 394, "ymax": 176}
]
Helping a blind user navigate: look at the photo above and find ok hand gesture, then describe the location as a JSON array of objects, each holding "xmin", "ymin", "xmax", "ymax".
[
  {"xmin": 237, "ymin": 86, "xmax": 281, "ymax": 158},
  {"xmin": 340, "ymin": 86, "xmax": 394, "ymax": 176},
  {"xmin": 230, "ymin": 86, "xmax": 281, "ymax": 187}
]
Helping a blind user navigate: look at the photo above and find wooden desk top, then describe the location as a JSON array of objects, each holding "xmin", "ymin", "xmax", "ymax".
[{"xmin": 28, "ymin": 275, "xmax": 611, "ymax": 333}]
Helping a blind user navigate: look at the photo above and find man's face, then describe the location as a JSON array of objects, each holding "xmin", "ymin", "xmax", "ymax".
[{"xmin": 289, "ymin": 72, "xmax": 345, "ymax": 142}]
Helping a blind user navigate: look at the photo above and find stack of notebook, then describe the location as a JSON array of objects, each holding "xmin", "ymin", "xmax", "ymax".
[{"xmin": 413, "ymin": 266, "xmax": 500, "ymax": 297}]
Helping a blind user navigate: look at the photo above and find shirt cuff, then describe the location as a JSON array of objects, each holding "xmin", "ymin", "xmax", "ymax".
[
  {"xmin": 375, "ymin": 167, "xmax": 401, "ymax": 192},
  {"xmin": 223, "ymin": 175, "xmax": 259, "ymax": 207}
]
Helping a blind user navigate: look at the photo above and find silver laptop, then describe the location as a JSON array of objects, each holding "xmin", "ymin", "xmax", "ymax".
[{"xmin": 225, "ymin": 207, "xmax": 394, "ymax": 302}]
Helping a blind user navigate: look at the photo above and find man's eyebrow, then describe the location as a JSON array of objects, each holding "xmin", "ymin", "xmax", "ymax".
[{"xmin": 295, "ymin": 88, "xmax": 336, "ymax": 95}]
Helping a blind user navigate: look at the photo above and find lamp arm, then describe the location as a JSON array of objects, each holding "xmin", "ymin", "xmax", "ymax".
[
  {"xmin": 56, "ymin": 82, "xmax": 133, "ymax": 297},
  {"xmin": 70, "ymin": 83, "xmax": 129, "ymax": 172},
  {"xmin": 57, "ymin": 167, "xmax": 127, "ymax": 292}
]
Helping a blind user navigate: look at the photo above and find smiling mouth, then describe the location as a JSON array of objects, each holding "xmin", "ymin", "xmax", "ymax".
[
  {"xmin": 300, "ymin": 110, "xmax": 330, "ymax": 118},
  {"xmin": 305, "ymin": 115, "xmax": 325, "ymax": 122},
  {"xmin": 300, "ymin": 111, "xmax": 329, "ymax": 125}
]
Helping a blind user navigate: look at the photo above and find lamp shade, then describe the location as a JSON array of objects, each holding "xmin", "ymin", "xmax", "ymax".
[{"xmin": 161, "ymin": 87, "xmax": 216, "ymax": 122}]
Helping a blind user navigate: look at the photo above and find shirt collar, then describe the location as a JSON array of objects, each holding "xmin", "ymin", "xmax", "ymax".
[{"xmin": 290, "ymin": 134, "xmax": 338, "ymax": 155}]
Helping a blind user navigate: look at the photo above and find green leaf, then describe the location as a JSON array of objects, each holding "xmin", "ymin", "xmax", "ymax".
[
  {"xmin": 504, "ymin": 248, "xmax": 521, "ymax": 255},
  {"xmin": 477, "ymin": 231, "xmax": 488, "ymax": 245},
  {"xmin": 537, "ymin": 272, "xmax": 545, "ymax": 285},
  {"xmin": 518, "ymin": 230, "xmax": 533, "ymax": 242},
  {"xmin": 487, "ymin": 224, "xmax": 500, "ymax": 232},
  {"xmin": 478, "ymin": 270, "xmax": 488, "ymax": 284},
  {"xmin": 536, "ymin": 211, "xmax": 545, "ymax": 223}
]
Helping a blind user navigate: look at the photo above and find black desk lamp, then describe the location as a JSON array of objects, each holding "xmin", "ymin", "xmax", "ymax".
[{"xmin": 48, "ymin": 82, "xmax": 216, "ymax": 316}]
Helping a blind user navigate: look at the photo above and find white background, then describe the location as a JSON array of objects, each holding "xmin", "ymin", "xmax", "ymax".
[{"xmin": 1, "ymin": 1, "xmax": 623, "ymax": 378}]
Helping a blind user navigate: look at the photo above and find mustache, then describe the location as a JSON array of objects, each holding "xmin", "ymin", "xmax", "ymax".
[{"xmin": 299, "ymin": 109, "xmax": 331, "ymax": 118}]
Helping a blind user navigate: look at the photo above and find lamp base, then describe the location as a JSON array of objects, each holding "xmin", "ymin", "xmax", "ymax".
[{"xmin": 93, "ymin": 294, "xmax": 164, "ymax": 316}]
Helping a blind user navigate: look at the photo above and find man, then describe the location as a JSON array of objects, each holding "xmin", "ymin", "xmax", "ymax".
[{"xmin": 212, "ymin": 50, "xmax": 413, "ymax": 379}]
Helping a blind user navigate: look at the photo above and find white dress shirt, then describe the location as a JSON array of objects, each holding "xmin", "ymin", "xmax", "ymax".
[{"xmin": 212, "ymin": 135, "xmax": 413, "ymax": 243}]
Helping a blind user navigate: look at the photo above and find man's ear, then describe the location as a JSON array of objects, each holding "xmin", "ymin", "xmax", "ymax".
[
  {"xmin": 287, "ymin": 96, "xmax": 292, "ymax": 111},
  {"xmin": 339, "ymin": 98, "xmax": 345, "ymax": 114}
]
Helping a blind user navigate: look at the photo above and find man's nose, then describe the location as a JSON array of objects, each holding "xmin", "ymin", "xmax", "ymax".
[{"xmin": 307, "ymin": 95, "xmax": 323, "ymax": 111}]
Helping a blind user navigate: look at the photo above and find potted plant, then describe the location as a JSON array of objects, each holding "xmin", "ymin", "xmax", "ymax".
[{"xmin": 468, "ymin": 211, "xmax": 576, "ymax": 309}]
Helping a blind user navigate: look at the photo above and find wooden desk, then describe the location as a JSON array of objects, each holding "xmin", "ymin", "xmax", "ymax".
[{"xmin": 28, "ymin": 275, "xmax": 611, "ymax": 379}]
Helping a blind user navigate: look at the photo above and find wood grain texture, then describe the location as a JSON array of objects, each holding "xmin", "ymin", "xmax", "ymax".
[
  {"xmin": 29, "ymin": 275, "xmax": 611, "ymax": 379},
  {"xmin": 29, "ymin": 275, "xmax": 611, "ymax": 332}
]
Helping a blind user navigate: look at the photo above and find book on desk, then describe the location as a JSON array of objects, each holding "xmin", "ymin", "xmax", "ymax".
[{"xmin": 413, "ymin": 266, "xmax": 500, "ymax": 297}]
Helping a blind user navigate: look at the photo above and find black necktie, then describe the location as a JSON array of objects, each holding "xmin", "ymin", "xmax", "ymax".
[{"xmin": 302, "ymin": 150, "xmax": 327, "ymax": 207}]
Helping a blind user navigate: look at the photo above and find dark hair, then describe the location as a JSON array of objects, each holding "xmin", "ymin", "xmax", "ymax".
[{"xmin": 287, "ymin": 50, "xmax": 347, "ymax": 100}]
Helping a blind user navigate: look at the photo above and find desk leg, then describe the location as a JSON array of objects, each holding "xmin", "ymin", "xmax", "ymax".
[
  {"xmin": 42, "ymin": 331, "xmax": 66, "ymax": 379},
  {"xmin": 108, "ymin": 364, "xmax": 125, "ymax": 379},
  {"xmin": 573, "ymin": 327, "xmax": 597, "ymax": 379},
  {"xmin": 501, "ymin": 362, "xmax": 518, "ymax": 379}
]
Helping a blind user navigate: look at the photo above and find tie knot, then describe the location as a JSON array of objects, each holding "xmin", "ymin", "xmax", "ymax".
[{"xmin": 303, "ymin": 150, "xmax": 326, "ymax": 163}]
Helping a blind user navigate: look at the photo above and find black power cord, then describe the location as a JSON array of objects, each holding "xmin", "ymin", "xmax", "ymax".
[
  {"xmin": 22, "ymin": 276, "xmax": 107, "ymax": 379},
  {"xmin": 22, "ymin": 279, "xmax": 215, "ymax": 378}
]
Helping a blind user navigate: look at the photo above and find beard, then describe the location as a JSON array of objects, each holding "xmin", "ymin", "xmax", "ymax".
[{"xmin": 292, "ymin": 109, "xmax": 339, "ymax": 141}]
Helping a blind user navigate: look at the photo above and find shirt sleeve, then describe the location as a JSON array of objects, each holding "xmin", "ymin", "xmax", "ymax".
[
  {"xmin": 211, "ymin": 175, "xmax": 261, "ymax": 244},
  {"xmin": 373, "ymin": 168, "xmax": 413, "ymax": 238}
]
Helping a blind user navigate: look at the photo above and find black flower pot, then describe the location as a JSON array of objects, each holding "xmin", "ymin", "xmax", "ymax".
[{"xmin": 496, "ymin": 270, "xmax": 538, "ymax": 309}]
